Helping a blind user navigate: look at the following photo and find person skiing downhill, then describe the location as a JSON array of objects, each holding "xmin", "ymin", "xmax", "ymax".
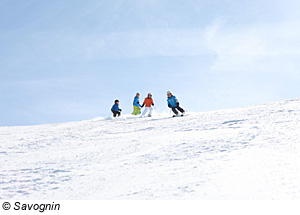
[
  {"xmin": 141, "ymin": 93, "xmax": 154, "ymax": 117},
  {"xmin": 132, "ymin": 93, "xmax": 142, "ymax": 115},
  {"xmin": 166, "ymin": 91, "xmax": 185, "ymax": 117},
  {"xmin": 111, "ymin": 100, "xmax": 122, "ymax": 117}
]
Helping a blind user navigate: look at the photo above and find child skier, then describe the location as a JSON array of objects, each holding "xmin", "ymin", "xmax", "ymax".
[
  {"xmin": 141, "ymin": 93, "xmax": 154, "ymax": 117},
  {"xmin": 111, "ymin": 100, "xmax": 122, "ymax": 117},
  {"xmin": 166, "ymin": 91, "xmax": 185, "ymax": 117},
  {"xmin": 132, "ymin": 93, "xmax": 142, "ymax": 115}
]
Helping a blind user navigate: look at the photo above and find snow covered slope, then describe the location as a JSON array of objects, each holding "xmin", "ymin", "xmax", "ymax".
[{"xmin": 1, "ymin": 98, "xmax": 300, "ymax": 200}]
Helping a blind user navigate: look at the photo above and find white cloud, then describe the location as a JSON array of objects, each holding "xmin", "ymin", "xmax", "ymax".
[
  {"xmin": 82, "ymin": 28, "xmax": 209, "ymax": 59},
  {"xmin": 204, "ymin": 20, "xmax": 300, "ymax": 75}
]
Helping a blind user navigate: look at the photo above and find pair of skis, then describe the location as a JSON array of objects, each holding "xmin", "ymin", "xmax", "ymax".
[
  {"xmin": 172, "ymin": 114, "xmax": 184, "ymax": 117},
  {"xmin": 172, "ymin": 111, "xmax": 186, "ymax": 117}
]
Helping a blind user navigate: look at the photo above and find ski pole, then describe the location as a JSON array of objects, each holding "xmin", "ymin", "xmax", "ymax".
[{"xmin": 153, "ymin": 106, "xmax": 159, "ymax": 115}]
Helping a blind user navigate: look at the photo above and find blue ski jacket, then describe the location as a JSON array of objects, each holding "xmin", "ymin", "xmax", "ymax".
[
  {"xmin": 111, "ymin": 104, "xmax": 121, "ymax": 112},
  {"xmin": 133, "ymin": 96, "xmax": 141, "ymax": 107},
  {"xmin": 167, "ymin": 95, "xmax": 179, "ymax": 107}
]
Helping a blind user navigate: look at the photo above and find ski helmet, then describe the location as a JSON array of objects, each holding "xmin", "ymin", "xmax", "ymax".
[
  {"xmin": 148, "ymin": 93, "xmax": 152, "ymax": 97},
  {"xmin": 115, "ymin": 100, "xmax": 119, "ymax": 103},
  {"xmin": 166, "ymin": 91, "xmax": 172, "ymax": 95}
]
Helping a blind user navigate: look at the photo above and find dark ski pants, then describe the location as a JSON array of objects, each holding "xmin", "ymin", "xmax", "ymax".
[
  {"xmin": 112, "ymin": 111, "xmax": 121, "ymax": 117},
  {"xmin": 171, "ymin": 106, "xmax": 185, "ymax": 115}
]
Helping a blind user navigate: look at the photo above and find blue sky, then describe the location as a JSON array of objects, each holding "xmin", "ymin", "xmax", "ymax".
[{"xmin": 1, "ymin": 0, "xmax": 300, "ymax": 126}]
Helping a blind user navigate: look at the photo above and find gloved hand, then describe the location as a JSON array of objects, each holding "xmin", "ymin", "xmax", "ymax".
[
  {"xmin": 119, "ymin": 109, "xmax": 122, "ymax": 112},
  {"xmin": 168, "ymin": 104, "xmax": 172, "ymax": 108},
  {"xmin": 152, "ymin": 103, "xmax": 154, "ymax": 106},
  {"xmin": 177, "ymin": 102, "xmax": 180, "ymax": 107},
  {"xmin": 141, "ymin": 104, "xmax": 144, "ymax": 108}
]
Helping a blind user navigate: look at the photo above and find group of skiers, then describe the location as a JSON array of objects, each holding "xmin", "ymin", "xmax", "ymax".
[{"xmin": 111, "ymin": 91, "xmax": 185, "ymax": 118}]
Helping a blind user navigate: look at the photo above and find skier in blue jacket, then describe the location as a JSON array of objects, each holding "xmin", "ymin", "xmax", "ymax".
[
  {"xmin": 132, "ymin": 93, "xmax": 142, "ymax": 115},
  {"xmin": 167, "ymin": 91, "xmax": 185, "ymax": 117},
  {"xmin": 111, "ymin": 100, "xmax": 122, "ymax": 117}
]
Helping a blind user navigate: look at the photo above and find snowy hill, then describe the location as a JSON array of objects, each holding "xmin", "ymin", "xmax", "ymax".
[{"xmin": 1, "ymin": 98, "xmax": 300, "ymax": 200}]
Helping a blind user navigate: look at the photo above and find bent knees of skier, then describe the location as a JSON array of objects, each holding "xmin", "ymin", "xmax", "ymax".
[
  {"xmin": 166, "ymin": 91, "xmax": 185, "ymax": 117},
  {"xmin": 111, "ymin": 100, "xmax": 122, "ymax": 117}
]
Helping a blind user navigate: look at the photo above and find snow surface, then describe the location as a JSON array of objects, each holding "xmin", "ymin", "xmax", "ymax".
[{"xmin": 1, "ymin": 98, "xmax": 300, "ymax": 200}]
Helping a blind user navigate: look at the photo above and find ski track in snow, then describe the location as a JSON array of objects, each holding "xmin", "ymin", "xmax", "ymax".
[{"xmin": 1, "ymin": 98, "xmax": 300, "ymax": 199}]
